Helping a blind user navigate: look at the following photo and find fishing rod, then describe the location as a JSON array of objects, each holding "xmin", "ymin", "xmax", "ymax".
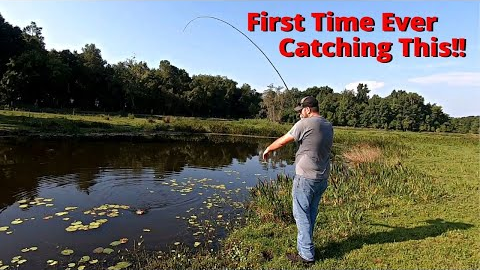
[{"xmin": 183, "ymin": 16, "xmax": 289, "ymax": 91}]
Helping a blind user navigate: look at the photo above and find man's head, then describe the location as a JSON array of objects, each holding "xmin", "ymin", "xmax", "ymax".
[{"xmin": 294, "ymin": 96, "xmax": 319, "ymax": 118}]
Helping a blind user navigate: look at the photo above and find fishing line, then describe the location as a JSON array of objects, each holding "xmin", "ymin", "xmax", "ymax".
[{"xmin": 183, "ymin": 16, "xmax": 289, "ymax": 91}]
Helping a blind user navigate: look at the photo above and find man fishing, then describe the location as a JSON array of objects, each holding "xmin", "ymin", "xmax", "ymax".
[
  {"xmin": 262, "ymin": 96, "xmax": 334, "ymax": 264},
  {"xmin": 185, "ymin": 16, "xmax": 333, "ymax": 264}
]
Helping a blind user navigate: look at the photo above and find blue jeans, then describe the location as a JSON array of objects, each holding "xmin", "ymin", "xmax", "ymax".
[{"xmin": 292, "ymin": 174, "xmax": 328, "ymax": 261}]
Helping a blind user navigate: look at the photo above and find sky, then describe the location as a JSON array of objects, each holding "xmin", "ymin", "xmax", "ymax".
[{"xmin": 0, "ymin": 1, "xmax": 478, "ymax": 117}]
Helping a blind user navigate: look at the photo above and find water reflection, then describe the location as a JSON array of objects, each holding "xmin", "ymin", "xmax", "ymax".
[
  {"xmin": 0, "ymin": 135, "xmax": 295, "ymax": 210},
  {"xmin": 0, "ymin": 135, "xmax": 296, "ymax": 268}
]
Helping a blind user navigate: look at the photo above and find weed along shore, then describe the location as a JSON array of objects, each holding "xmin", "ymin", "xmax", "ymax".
[{"xmin": 0, "ymin": 110, "xmax": 477, "ymax": 269}]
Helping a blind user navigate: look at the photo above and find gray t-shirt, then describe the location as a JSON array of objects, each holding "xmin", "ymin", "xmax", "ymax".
[{"xmin": 288, "ymin": 116, "xmax": 333, "ymax": 180}]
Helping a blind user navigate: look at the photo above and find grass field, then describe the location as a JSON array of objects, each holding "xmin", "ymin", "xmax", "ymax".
[{"xmin": 1, "ymin": 110, "xmax": 478, "ymax": 269}]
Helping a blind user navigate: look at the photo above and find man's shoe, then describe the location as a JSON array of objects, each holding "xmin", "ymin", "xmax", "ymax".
[{"xmin": 286, "ymin": 252, "xmax": 315, "ymax": 265}]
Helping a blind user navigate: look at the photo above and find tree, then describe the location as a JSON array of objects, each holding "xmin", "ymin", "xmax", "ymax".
[{"xmin": 0, "ymin": 13, "xmax": 25, "ymax": 76}]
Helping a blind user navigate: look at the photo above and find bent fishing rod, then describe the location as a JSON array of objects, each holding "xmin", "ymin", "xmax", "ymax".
[{"xmin": 183, "ymin": 16, "xmax": 289, "ymax": 91}]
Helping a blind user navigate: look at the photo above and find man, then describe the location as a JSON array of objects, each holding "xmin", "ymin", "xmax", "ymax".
[{"xmin": 262, "ymin": 96, "xmax": 334, "ymax": 264}]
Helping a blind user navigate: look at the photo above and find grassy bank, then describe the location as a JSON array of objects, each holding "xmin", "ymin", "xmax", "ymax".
[
  {"xmin": 131, "ymin": 129, "xmax": 479, "ymax": 269},
  {"xmin": 2, "ymin": 110, "xmax": 476, "ymax": 140},
  {"xmin": 0, "ymin": 110, "xmax": 290, "ymax": 138}
]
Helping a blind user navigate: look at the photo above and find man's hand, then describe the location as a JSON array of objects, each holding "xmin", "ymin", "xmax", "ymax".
[
  {"xmin": 262, "ymin": 148, "xmax": 271, "ymax": 160},
  {"xmin": 262, "ymin": 133, "xmax": 294, "ymax": 161}
]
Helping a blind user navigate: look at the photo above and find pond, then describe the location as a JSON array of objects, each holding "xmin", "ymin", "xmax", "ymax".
[{"xmin": 0, "ymin": 135, "xmax": 296, "ymax": 269}]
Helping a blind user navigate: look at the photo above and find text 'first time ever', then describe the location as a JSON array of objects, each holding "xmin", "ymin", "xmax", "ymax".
[{"xmin": 246, "ymin": 11, "xmax": 457, "ymax": 63}]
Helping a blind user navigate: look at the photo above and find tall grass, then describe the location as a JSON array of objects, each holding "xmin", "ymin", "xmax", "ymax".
[{"xmin": 247, "ymin": 144, "xmax": 445, "ymax": 229}]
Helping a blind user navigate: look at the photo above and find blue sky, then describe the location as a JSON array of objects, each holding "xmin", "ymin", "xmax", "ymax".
[{"xmin": 0, "ymin": 1, "xmax": 478, "ymax": 117}]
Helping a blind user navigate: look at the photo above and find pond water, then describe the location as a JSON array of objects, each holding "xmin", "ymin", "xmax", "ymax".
[{"xmin": 0, "ymin": 135, "xmax": 296, "ymax": 269}]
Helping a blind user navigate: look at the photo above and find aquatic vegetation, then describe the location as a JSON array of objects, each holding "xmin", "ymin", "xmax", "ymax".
[
  {"xmin": 10, "ymin": 219, "xmax": 23, "ymax": 225},
  {"xmin": 107, "ymin": 261, "xmax": 132, "ymax": 270},
  {"xmin": 103, "ymin": 248, "xmax": 114, "ymax": 255},
  {"xmin": 93, "ymin": 247, "xmax": 104, "ymax": 254},
  {"xmin": 61, "ymin": 249, "xmax": 74, "ymax": 256},
  {"xmin": 46, "ymin": 259, "xmax": 58, "ymax": 266},
  {"xmin": 79, "ymin": 256, "xmax": 90, "ymax": 263},
  {"xmin": 65, "ymin": 219, "xmax": 108, "ymax": 232},
  {"xmin": 20, "ymin": 247, "xmax": 37, "ymax": 253}
]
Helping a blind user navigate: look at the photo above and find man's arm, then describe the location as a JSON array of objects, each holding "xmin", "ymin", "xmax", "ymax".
[{"xmin": 262, "ymin": 133, "xmax": 295, "ymax": 160}]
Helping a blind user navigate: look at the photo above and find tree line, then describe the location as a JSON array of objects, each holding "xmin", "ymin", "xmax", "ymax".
[{"xmin": 0, "ymin": 14, "xmax": 478, "ymax": 133}]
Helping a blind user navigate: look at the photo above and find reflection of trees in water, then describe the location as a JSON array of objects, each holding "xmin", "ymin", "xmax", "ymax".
[
  {"xmin": 0, "ymin": 135, "xmax": 295, "ymax": 209},
  {"xmin": 0, "ymin": 167, "xmax": 40, "ymax": 211}
]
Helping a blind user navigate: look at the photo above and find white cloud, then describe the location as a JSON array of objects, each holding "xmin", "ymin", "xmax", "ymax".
[
  {"xmin": 408, "ymin": 72, "xmax": 480, "ymax": 87},
  {"xmin": 344, "ymin": 80, "xmax": 385, "ymax": 91}
]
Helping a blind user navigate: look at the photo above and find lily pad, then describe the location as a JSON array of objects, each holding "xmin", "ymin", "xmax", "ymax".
[
  {"xmin": 0, "ymin": 226, "xmax": 9, "ymax": 232},
  {"xmin": 143, "ymin": 229, "xmax": 151, "ymax": 232},
  {"xmin": 107, "ymin": 261, "xmax": 132, "ymax": 270},
  {"xmin": 17, "ymin": 259, "xmax": 27, "ymax": 265},
  {"xmin": 109, "ymin": 241, "xmax": 121, "ymax": 247},
  {"xmin": 78, "ymin": 266, "xmax": 85, "ymax": 270},
  {"xmin": 194, "ymin": 242, "xmax": 201, "ymax": 247},
  {"xmin": 19, "ymin": 204, "xmax": 28, "ymax": 209},
  {"xmin": 47, "ymin": 259, "xmax": 58, "ymax": 266},
  {"xmin": 116, "ymin": 261, "xmax": 132, "ymax": 268},
  {"xmin": 11, "ymin": 219, "xmax": 23, "ymax": 225},
  {"xmin": 103, "ymin": 248, "xmax": 114, "ymax": 254},
  {"xmin": 61, "ymin": 249, "xmax": 74, "ymax": 256},
  {"xmin": 0, "ymin": 266, "xmax": 8, "ymax": 270},
  {"xmin": 93, "ymin": 247, "xmax": 104, "ymax": 254},
  {"xmin": 89, "ymin": 224, "xmax": 100, "ymax": 229},
  {"xmin": 79, "ymin": 256, "xmax": 90, "ymax": 263},
  {"xmin": 65, "ymin": 207, "xmax": 78, "ymax": 211},
  {"xmin": 89, "ymin": 259, "xmax": 98, "ymax": 264},
  {"xmin": 68, "ymin": 263, "xmax": 76, "ymax": 267}
]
